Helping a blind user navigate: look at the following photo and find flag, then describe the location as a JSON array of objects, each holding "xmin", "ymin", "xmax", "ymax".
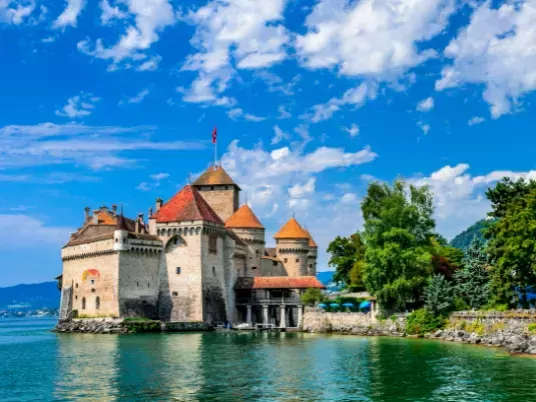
[{"xmin": 212, "ymin": 126, "xmax": 217, "ymax": 144}]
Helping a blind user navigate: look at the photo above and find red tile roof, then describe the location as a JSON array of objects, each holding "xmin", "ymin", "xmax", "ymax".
[
  {"xmin": 304, "ymin": 229, "xmax": 318, "ymax": 248},
  {"xmin": 273, "ymin": 217, "xmax": 310, "ymax": 240},
  {"xmin": 235, "ymin": 276, "xmax": 325, "ymax": 290},
  {"xmin": 152, "ymin": 185, "xmax": 224, "ymax": 224},
  {"xmin": 225, "ymin": 204, "xmax": 264, "ymax": 229}
]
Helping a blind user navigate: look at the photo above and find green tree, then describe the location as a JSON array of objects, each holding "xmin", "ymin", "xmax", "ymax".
[
  {"xmin": 454, "ymin": 236, "xmax": 490, "ymax": 309},
  {"xmin": 362, "ymin": 180, "xmax": 435, "ymax": 311},
  {"xmin": 300, "ymin": 288, "xmax": 324, "ymax": 305},
  {"xmin": 348, "ymin": 260, "xmax": 366, "ymax": 291},
  {"xmin": 327, "ymin": 232, "xmax": 366, "ymax": 287},
  {"xmin": 486, "ymin": 187, "xmax": 536, "ymax": 307},
  {"xmin": 424, "ymin": 274, "xmax": 454, "ymax": 316},
  {"xmin": 430, "ymin": 237, "xmax": 464, "ymax": 280}
]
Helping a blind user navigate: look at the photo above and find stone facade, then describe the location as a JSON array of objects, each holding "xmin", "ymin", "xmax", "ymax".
[{"xmin": 58, "ymin": 165, "xmax": 319, "ymax": 325}]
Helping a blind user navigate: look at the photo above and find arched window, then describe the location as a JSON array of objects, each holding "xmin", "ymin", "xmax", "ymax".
[
  {"xmin": 82, "ymin": 297, "xmax": 86, "ymax": 310},
  {"xmin": 96, "ymin": 296, "xmax": 100, "ymax": 310}
]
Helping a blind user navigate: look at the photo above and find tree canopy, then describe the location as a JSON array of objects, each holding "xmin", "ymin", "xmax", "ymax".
[
  {"xmin": 362, "ymin": 180, "xmax": 435, "ymax": 311},
  {"xmin": 454, "ymin": 236, "xmax": 490, "ymax": 309},
  {"xmin": 327, "ymin": 232, "xmax": 366, "ymax": 289}
]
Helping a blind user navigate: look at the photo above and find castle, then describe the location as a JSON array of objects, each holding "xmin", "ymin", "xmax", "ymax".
[{"xmin": 58, "ymin": 165, "xmax": 324, "ymax": 328}]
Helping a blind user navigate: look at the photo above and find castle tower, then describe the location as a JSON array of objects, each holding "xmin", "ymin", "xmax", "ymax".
[
  {"xmin": 192, "ymin": 165, "xmax": 240, "ymax": 222},
  {"xmin": 304, "ymin": 229, "xmax": 318, "ymax": 276},
  {"xmin": 113, "ymin": 215, "xmax": 129, "ymax": 251},
  {"xmin": 225, "ymin": 204, "xmax": 265, "ymax": 277},
  {"xmin": 274, "ymin": 217, "xmax": 310, "ymax": 277}
]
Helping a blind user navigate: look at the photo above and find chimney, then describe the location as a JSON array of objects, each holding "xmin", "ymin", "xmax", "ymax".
[
  {"xmin": 111, "ymin": 204, "xmax": 117, "ymax": 216},
  {"xmin": 100, "ymin": 205, "xmax": 108, "ymax": 213},
  {"xmin": 92, "ymin": 210, "xmax": 99, "ymax": 224},
  {"xmin": 84, "ymin": 207, "xmax": 90, "ymax": 222},
  {"xmin": 136, "ymin": 213, "xmax": 143, "ymax": 233},
  {"xmin": 156, "ymin": 198, "xmax": 163, "ymax": 211},
  {"xmin": 148, "ymin": 207, "xmax": 153, "ymax": 218}
]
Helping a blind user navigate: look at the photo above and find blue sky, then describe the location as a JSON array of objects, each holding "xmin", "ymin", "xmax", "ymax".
[{"xmin": 1, "ymin": 0, "xmax": 536, "ymax": 286}]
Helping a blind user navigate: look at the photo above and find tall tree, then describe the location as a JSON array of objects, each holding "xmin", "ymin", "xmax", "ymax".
[
  {"xmin": 454, "ymin": 236, "xmax": 490, "ymax": 309},
  {"xmin": 362, "ymin": 180, "xmax": 435, "ymax": 311},
  {"xmin": 327, "ymin": 232, "xmax": 366, "ymax": 288},
  {"xmin": 425, "ymin": 274, "xmax": 454, "ymax": 316},
  {"xmin": 486, "ymin": 186, "xmax": 536, "ymax": 307}
]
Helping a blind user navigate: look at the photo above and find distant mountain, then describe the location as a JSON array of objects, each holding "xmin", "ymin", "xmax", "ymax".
[
  {"xmin": 450, "ymin": 219, "xmax": 491, "ymax": 250},
  {"xmin": 317, "ymin": 271, "xmax": 335, "ymax": 286},
  {"xmin": 0, "ymin": 282, "xmax": 59, "ymax": 309}
]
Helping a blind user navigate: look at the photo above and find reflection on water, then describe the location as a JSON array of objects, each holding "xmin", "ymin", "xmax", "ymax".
[{"xmin": 2, "ymin": 319, "xmax": 536, "ymax": 401}]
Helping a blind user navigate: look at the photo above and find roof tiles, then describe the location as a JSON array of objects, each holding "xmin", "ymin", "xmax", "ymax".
[
  {"xmin": 235, "ymin": 276, "xmax": 325, "ymax": 290},
  {"xmin": 225, "ymin": 204, "xmax": 264, "ymax": 229},
  {"xmin": 273, "ymin": 217, "xmax": 310, "ymax": 240},
  {"xmin": 152, "ymin": 185, "xmax": 224, "ymax": 224},
  {"xmin": 193, "ymin": 165, "xmax": 239, "ymax": 187}
]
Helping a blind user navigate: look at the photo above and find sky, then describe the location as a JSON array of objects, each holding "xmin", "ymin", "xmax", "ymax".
[{"xmin": 1, "ymin": 0, "xmax": 536, "ymax": 287}]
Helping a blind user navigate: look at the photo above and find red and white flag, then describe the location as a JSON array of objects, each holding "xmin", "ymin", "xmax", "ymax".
[{"xmin": 212, "ymin": 126, "xmax": 217, "ymax": 144}]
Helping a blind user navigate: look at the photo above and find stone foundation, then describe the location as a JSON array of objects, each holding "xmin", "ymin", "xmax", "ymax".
[{"xmin": 53, "ymin": 319, "xmax": 213, "ymax": 334}]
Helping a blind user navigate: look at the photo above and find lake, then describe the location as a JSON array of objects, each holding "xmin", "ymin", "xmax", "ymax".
[{"xmin": 2, "ymin": 318, "xmax": 536, "ymax": 401}]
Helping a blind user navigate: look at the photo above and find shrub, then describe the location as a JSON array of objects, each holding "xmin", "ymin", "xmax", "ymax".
[
  {"xmin": 406, "ymin": 308, "xmax": 447, "ymax": 336},
  {"xmin": 301, "ymin": 288, "xmax": 324, "ymax": 305},
  {"xmin": 528, "ymin": 323, "xmax": 536, "ymax": 334},
  {"xmin": 465, "ymin": 321, "xmax": 485, "ymax": 335}
]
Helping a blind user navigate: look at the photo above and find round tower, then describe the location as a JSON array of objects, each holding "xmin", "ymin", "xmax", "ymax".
[
  {"xmin": 225, "ymin": 204, "xmax": 265, "ymax": 276},
  {"xmin": 274, "ymin": 218, "xmax": 310, "ymax": 277},
  {"xmin": 305, "ymin": 229, "xmax": 318, "ymax": 276},
  {"xmin": 113, "ymin": 215, "xmax": 129, "ymax": 251}
]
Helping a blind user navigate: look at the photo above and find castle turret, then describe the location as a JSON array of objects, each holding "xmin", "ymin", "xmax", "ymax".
[
  {"xmin": 225, "ymin": 204, "xmax": 265, "ymax": 276},
  {"xmin": 304, "ymin": 229, "xmax": 318, "ymax": 276},
  {"xmin": 274, "ymin": 217, "xmax": 310, "ymax": 277},
  {"xmin": 192, "ymin": 165, "xmax": 240, "ymax": 222},
  {"xmin": 113, "ymin": 215, "xmax": 129, "ymax": 251}
]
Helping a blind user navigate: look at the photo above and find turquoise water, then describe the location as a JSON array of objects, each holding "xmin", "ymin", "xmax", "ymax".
[{"xmin": 2, "ymin": 318, "xmax": 536, "ymax": 401}]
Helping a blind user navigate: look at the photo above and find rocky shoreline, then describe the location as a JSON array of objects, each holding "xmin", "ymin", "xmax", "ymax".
[{"xmin": 53, "ymin": 319, "xmax": 212, "ymax": 334}]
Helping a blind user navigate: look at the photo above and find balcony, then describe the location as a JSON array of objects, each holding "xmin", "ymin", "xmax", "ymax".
[{"xmin": 236, "ymin": 296, "xmax": 301, "ymax": 306}]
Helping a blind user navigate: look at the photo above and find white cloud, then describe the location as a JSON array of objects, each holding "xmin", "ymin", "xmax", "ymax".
[
  {"xmin": 417, "ymin": 121, "xmax": 431, "ymax": 135},
  {"xmin": 121, "ymin": 88, "xmax": 150, "ymax": 104},
  {"xmin": 411, "ymin": 163, "xmax": 536, "ymax": 239},
  {"xmin": 255, "ymin": 71, "xmax": 301, "ymax": 95},
  {"xmin": 271, "ymin": 125, "xmax": 290, "ymax": 145},
  {"xmin": 304, "ymin": 82, "xmax": 377, "ymax": 123},
  {"xmin": 340, "ymin": 193, "xmax": 357, "ymax": 203},
  {"xmin": 288, "ymin": 178, "xmax": 316, "ymax": 198},
  {"xmin": 227, "ymin": 108, "xmax": 265, "ymax": 122},
  {"xmin": 341, "ymin": 123, "xmax": 359, "ymax": 137},
  {"xmin": 417, "ymin": 97, "xmax": 435, "ymax": 112},
  {"xmin": 0, "ymin": 123, "xmax": 203, "ymax": 169},
  {"xmin": 78, "ymin": 0, "xmax": 174, "ymax": 70},
  {"xmin": 100, "ymin": 0, "xmax": 127, "ymax": 25},
  {"xmin": 55, "ymin": 92, "xmax": 100, "ymax": 118},
  {"xmin": 468, "ymin": 116, "xmax": 485, "ymax": 126},
  {"xmin": 436, "ymin": 0, "xmax": 536, "ymax": 118},
  {"xmin": 136, "ymin": 182, "xmax": 150, "ymax": 191},
  {"xmin": 180, "ymin": 0, "xmax": 289, "ymax": 106},
  {"xmin": 0, "ymin": 0, "xmax": 36, "ymax": 25},
  {"xmin": 0, "ymin": 214, "xmax": 72, "ymax": 248},
  {"xmin": 150, "ymin": 172, "xmax": 169, "ymax": 181},
  {"xmin": 53, "ymin": 0, "xmax": 86, "ymax": 29},
  {"xmin": 277, "ymin": 105, "xmax": 292, "ymax": 119},
  {"xmin": 296, "ymin": 0, "xmax": 455, "ymax": 80}
]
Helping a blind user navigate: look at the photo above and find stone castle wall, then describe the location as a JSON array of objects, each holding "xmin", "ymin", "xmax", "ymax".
[
  {"xmin": 276, "ymin": 239, "xmax": 309, "ymax": 277},
  {"xmin": 202, "ymin": 231, "xmax": 228, "ymax": 323},
  {"xmin": 232, "ymin": 227, "xmax": 265, "ymax": 277},
  {"xmin": 195, "ymin": 186, "xmax": 239, "ymax": 222},
  {"xmin": 61, "ymin": 239, "xmax": 120, "ymax": 318}
]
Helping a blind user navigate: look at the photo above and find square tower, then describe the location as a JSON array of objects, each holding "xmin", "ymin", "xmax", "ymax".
[{"xmin": 192, "ymin": 165, "xmax": 240, "ymax": 222}]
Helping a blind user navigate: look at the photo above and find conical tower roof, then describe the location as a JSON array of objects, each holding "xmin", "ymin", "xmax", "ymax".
[
  {"xmin": 225, "ymin": 205, "xmax": 264, "ymax": 229},
  {"xmin": 304, "ymin": 229, "xmax": 318, "ymax": 248},
  {"xmin": 273, "ymin": 217, "xmax": 310, "ymax": 240},
  {"xmin": 152, "ymin": 185, "xmax": 224, "ymax": 224},
  {"xmin": 193, "ymin": 165, "xmax": 240, "ymax": 189}
]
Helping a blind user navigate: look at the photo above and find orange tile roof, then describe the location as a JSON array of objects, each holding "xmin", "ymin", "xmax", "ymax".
[
  {"xmin": 193, "ymin": 165, "xmax": 239, "ymax": 188},
  {"xmin": 273, "ymin": 217, "xmax": 310, "ymax": 240},
  {"xmin": 235, "ymin": 276, "xmax": 325, "ymax": 290},
  {"xmin": 152, "ymin": 185, "xmax": 224, "ymax": 224},
  {"xmin": 225, "ymin": 205, "xmax": 264, "ymax": 229},
  {"xmin": 92, "ymin": 210, "xmax": 116, "ymax": 225},
  {"xmin": 304, "ymin": 229, "xmax": 318, "ymax": 248}
]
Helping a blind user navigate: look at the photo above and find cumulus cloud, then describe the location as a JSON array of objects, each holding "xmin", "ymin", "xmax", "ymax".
[
  {"xmin": 0, "ymin": 123, "xmax": 203, "ymax": 169},
  {"xmin": 411, "ymin": 163, "xmax": 536, "ymax": 239},
  {"xmin": 417, "ymin": 121, "xmax": 431, "ymax": 135},
  {"xmin": 55, "ymin": 92, "xmax": 100, "ymax": 118},
  {"xmin": 341, "ymin": 123, "xmax": 359, "ymax": 137},
  {"xmin": 468, "ymin": 116, "xmax": 485, "ymax": 126},
  {"xmin": 53, "ymin": 0, "xmax": 86, "ymax": 29},
  {"xmin": 0, "ymin": 0, "xmax": 36, "ymax": 25},
  {"xmin": 100, "ymin": 0, "xmax": 127, "ymax": 25},
  {"xmin": 436, "ymin": 0, "xmax": 536, "ymax": 118},
  {"xmin": 78, "ymin": 0, "xmax": 174, "ymax": 71},
  {"xmin": 417, "ymin": 97, "xmax": 435, "ymax": 112},
  {"xmin": 180, "ymin": 0, "xmax": 289, "ymax": 106}
]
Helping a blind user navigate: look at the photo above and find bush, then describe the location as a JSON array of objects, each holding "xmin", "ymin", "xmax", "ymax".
[
  {"xmin": 301, "ymin": 288, "xmax": 324, "ymax": 305},
  {"xmin": 406, "ymin": 308, "xmax": 447, "ymax": 336},
  {"xmin": 528, "ymin": 323, "xmax": 536, "ymax": 333}
]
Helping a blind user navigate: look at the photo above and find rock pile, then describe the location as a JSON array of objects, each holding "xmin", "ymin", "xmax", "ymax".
[{"xmin": 53, "ymin": 319, "xmax": 129, "ymax": 334}]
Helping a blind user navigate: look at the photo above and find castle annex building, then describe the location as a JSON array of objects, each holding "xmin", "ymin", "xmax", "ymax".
[{"xmin": 58, "ymin": 165, "xmax": 324, "ymax": 327}]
